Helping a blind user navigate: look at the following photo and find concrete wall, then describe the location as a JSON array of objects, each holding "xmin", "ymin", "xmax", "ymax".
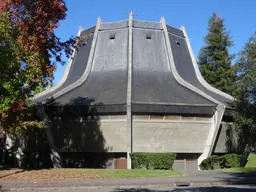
[
  {"xmin": 49, "ymin": 118, "xmax": 127, "ymax": 153},
  {"xmin": 22, "ymin": 115, "xmax": 242, "ymax": 156},
  {"xmin": 50, "ymin": 115, "xmax": 212, "ymax": 154},
  {"xmin": 213, "ymin": 122, "xmax": 240, "ymax": 153},
  {"xmin": 132, "ymin": 119, "xmax": 212, "ymax": 153}
]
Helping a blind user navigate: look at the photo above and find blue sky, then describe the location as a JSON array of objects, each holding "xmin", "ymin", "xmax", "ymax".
[{"xmin": 53, "ymin": 0, "xmax": 256, "ymax": 84}]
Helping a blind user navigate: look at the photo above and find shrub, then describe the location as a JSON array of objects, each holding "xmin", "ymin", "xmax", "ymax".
[
  {"xmin": 199, "ymin": 155, "xmax": 226, "ymax": 170},
  {"xmin": 223, "ymin": 153, "xmax": 241, "ymax": 168},
  {"xmin": 200, "ymin": 153, "xmax": 241, "ymax": 170},
  {"xmin": 130, "ymin": 153, "xmax": 176, "ymax": 170},
  {"xmin": 130, "ymin": 153, "xmax": 147, "ymax": 169}
]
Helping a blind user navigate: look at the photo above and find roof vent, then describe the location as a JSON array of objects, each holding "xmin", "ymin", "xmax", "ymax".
[
  {"xmin": 146, "ymin": 34, "xmax": 151, "ymax": 39},
  {"xmin": 110, "ymin": 34, "xmax": 115, "ymax": 40},
  {"xmin": 175, "ymin": 40, "xmax": 180, "ymax": 47}
]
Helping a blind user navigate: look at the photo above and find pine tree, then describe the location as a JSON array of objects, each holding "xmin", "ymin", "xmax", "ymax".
[{"xmin": 198, "ymin": 13, "xmax": 235, "ymax": 95}]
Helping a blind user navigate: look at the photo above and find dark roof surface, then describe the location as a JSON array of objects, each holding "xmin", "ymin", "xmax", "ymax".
[
  {"xmin": 132, "ymin": 28, "xmax": 214, "ymax": 105},
  {"xmin": 168, "ymin": 32, "xmax": 231, "ymax": 106},
  {"xmin": 53, "ymin": 28, "xmax": 128, "ymax": 108},
  {"xmin": 35, "ymin": 19, "xmax": 233, "ymax": 115},
  {"xmin": 36, "ymin": 26, "xmax": 95, "ymax": 103}
]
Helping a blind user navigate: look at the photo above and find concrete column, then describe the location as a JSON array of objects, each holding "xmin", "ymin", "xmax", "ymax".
[
  {"xmin": 126, "ymin": 11, "xmax": 133, "ymax": 169},
  {"xmin": 198, "ymin": 105, "xmax": 225, "ymax": 169}
]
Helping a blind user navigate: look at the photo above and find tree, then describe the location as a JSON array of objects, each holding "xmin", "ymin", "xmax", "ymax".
[
  {"xmin": 233, "ymin": 33, "xmax": 256, "ymax": 166},
  {"xmin": 0, "ymin": 0, "xmax": 75, "ymax": 132},
  {"xmin": 0, "ymin": 0, "xmax": 76, "ymax": 167},
  {"xmin": 198, "ymin": 13, "xmax": 236, "ymax": 95}
]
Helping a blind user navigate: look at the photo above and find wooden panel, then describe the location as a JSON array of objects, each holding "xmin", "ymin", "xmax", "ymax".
[{"xmin": 113, "ymin": 158, "xmax": 127, "ymax": 169}]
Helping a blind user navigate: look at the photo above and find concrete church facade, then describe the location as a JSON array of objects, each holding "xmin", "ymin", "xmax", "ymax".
[{"xmin": 33, "ymin": 13, "xmax": 236, "ymax": 170}]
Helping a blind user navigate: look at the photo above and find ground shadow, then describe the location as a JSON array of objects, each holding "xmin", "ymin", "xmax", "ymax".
[
  {"xmin": 209, "ymin": 116, "xmax": 256, "ymax": 185},
  {"xmin": 112, "ymin": 186, "xmax": 256, "ymax": 192},
  {"xmin": 14, "ymin": 96, "xmax": 110, "ymax": 169},
  {"xmin": 0, "ymin": 167, "xmax": 26, "ymax": 179},
  {"xmin": 15, "ymin": 127, "xmax": 52, "ymax": 169},
  {"xmin": 217, "ymin": 171, "xmax": 256, "ymax": 186}
]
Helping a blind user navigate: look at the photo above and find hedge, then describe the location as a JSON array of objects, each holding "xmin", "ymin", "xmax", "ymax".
[
  {"xmin": 200, "ymin": 153, "xmax": 241, "ymax": 170},
  {"xmin": 130, "ymin": 153, "xmax": 176, "ymax": 170}
]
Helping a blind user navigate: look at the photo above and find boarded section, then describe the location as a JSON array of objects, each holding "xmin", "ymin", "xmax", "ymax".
[
  {"xmin": 133, "ymin": 20, "xmax": 162, "ymax": 30},
  {"xmin": 173, "ymin": 153, "xmax": 200, "ymax": 171},
  {"xmin": 100, "ymin": 21, "xmax": 128, "ymax": 30}
]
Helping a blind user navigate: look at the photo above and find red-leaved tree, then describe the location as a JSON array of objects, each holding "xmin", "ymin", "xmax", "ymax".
[{"xmin": 0, "ymin": 0, "xmax": 76, "ymax": 133}]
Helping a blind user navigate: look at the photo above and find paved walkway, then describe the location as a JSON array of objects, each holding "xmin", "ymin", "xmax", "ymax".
[{"xmin": 1, "ymin": 171, "xmax": 256, "ymax": 191}]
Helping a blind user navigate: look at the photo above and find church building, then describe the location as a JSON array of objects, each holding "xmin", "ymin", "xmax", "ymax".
[{"xmin": 33, "ymin": 13, "xmax": 235, "ymax": 170}]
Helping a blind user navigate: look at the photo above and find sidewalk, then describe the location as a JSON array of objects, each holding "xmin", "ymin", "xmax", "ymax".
[{"xmin": 1, "ymin": 171, "xmax": 256, "ymax": 191}]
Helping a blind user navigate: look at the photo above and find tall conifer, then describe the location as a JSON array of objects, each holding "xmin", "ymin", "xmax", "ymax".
[{"xmin": 198, "ymin": 13, "xmax": 235, "ymax": 95}]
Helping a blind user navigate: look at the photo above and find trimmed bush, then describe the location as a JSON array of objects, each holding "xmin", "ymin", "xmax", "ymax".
[
  {"xmin": 130, "ymin": 153, "xmax": 176, "ymax": 170},
  {"xmin": 130, "ymin": 153, "xmax": 147, "ymax": 169},
  {"xmin": 200, "ymin": 153, "xmax": 241, "ymax": 170}
]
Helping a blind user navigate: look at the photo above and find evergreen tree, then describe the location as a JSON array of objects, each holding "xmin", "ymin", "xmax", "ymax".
[
  {"xmin": 198, "ymin": 13, "xmax": 235, "ymax": 95},
  {"xmin": 234, "ymin": 33, "xmax": 256, "ymax": 166}
]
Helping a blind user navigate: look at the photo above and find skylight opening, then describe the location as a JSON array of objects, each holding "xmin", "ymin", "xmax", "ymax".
[
  {"xmin": 175, "ymin": 40, "xmax": 180, "ymax": 47},
  {"xmin": 110, "ymin": 34, "xmax": 115, "ymax": 40},
  {"xmin": 146, "ymin": 34, "xmax": 151, "ymax": 39}
]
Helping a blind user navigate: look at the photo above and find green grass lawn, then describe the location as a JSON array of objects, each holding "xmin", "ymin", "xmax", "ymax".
[
  {"xmin": 91, "ymin": 169, "xmax": 182, "ymax": 178},
  {"xmin": 245, "ymin": 156, "xmax": 256, "ymax": 168},
  {"xmin": 0, "ymin": 168, "xmax": 182, "ymax": 180}
]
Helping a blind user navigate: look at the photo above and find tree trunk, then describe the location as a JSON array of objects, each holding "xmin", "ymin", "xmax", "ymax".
[
  {"xmin": 44, "ymin": 127, "xmax": 63, "ymax": 168},
  {"xmin": 5, "ymin": 134, "xmax": 24, "ymax": 167},
  {"xmin": 240, "ymin": 136, "xmax": 254, "ymax": 167},
  {"xmin": 15, "ymin": 147, "xmax": 24, "ymax": 167},
  {"xmin": 240, "ymin": 144, "xmax": 250, "ymax": 167},
  {"xmin": 38, "ymin": 105, "xmax": 63, "ymax": 168}
]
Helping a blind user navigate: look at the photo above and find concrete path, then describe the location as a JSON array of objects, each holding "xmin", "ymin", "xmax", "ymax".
[{"xmin": 1, "ymin": 171, "xmax": 256, "ymax": 191}]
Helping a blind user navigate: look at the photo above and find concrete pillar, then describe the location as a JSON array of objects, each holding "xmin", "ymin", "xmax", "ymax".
[{"xmin": 126, "ymin": 11, "xmax": 133, "ymax": 169}]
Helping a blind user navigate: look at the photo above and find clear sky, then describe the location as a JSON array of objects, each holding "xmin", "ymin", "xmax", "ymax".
[{"xmin": 53, "ymin": 0, "xmax": 256, "ymax": 84}]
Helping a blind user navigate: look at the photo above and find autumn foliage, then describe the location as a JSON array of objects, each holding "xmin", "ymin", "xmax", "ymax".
[{"xmin": 0, "ymin": 0, "xmax": 76, "ymax": 132}]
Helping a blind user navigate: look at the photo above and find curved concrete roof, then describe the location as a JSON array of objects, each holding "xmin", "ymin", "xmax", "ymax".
[{"xmin": 34, "ymin": 17, "xmax": 233, "ymax": 115}]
